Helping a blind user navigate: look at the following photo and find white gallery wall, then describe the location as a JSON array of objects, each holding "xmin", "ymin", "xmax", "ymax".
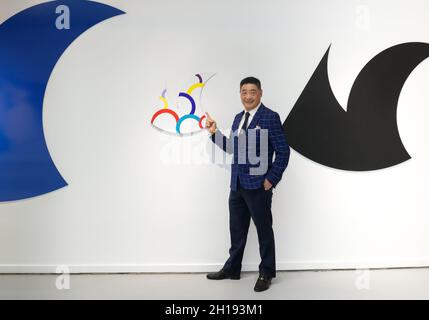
[{"xmin": 1, "ymin": 0, "xmax": 429, "ymax": 273}]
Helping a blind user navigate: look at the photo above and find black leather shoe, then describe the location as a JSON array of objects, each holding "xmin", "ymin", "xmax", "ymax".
[
  {"xmin": 254, "ymin": 274, "xmax": 272, "ymax": 292},
  {"xmin": 206, "ymin": 270, "xmax": 240, "ymax": 280}
]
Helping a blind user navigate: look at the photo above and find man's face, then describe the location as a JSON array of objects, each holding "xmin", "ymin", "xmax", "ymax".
[{"xmin": 240, "ymin": 83, "xmax": 263, "ymax": 111}]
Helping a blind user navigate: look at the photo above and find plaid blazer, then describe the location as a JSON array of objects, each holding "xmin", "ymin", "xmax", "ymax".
[{"xmin": 211, "ymin": 104, "xmax": 290, "ymax": 191}]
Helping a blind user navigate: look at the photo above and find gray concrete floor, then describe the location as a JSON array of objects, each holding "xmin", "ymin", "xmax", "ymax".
[{"xmin": 1, "ymin": 268, "xmax": 429, "ymax": 299}]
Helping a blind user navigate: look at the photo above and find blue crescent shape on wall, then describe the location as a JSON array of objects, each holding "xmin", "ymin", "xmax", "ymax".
[{"xmin": 0, "ymin": 1, "xmax": 125, "ymax": 202}]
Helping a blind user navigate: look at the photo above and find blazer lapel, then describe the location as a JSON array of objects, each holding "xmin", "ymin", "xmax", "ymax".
[{"xmin": 232, "ymin": 111, "xmax": 244, "ymax": 131}]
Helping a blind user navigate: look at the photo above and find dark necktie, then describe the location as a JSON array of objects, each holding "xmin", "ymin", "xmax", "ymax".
[{"xmin": 240, "ymin": 111, "xmax": 250, "ymax": 133}]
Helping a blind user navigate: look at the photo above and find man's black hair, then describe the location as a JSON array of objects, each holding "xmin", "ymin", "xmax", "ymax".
[{"xmin": 240, "ymin": 77, "xmax": 262, "ymax": 90}]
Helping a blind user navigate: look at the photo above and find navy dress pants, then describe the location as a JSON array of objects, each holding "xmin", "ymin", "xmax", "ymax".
[{"xmin": 222, "ymin": 179, "xmax": 276, "ymax": 278}]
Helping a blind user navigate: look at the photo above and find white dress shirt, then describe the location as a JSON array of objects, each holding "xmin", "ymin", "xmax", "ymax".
[{"xmin": 238, "ymin": 102, "xmax": 261, "ymax": 131}]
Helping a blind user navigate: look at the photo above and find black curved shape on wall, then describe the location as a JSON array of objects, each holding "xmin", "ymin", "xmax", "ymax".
[{"xmin": 283, "ymin": 42, "xmax": 429, "ymax": 171}]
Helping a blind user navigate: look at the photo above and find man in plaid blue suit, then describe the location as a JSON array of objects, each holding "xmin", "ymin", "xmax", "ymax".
[{"xmin": 205, "ymin": 77, "xmax": 290, "ymax": 292}]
